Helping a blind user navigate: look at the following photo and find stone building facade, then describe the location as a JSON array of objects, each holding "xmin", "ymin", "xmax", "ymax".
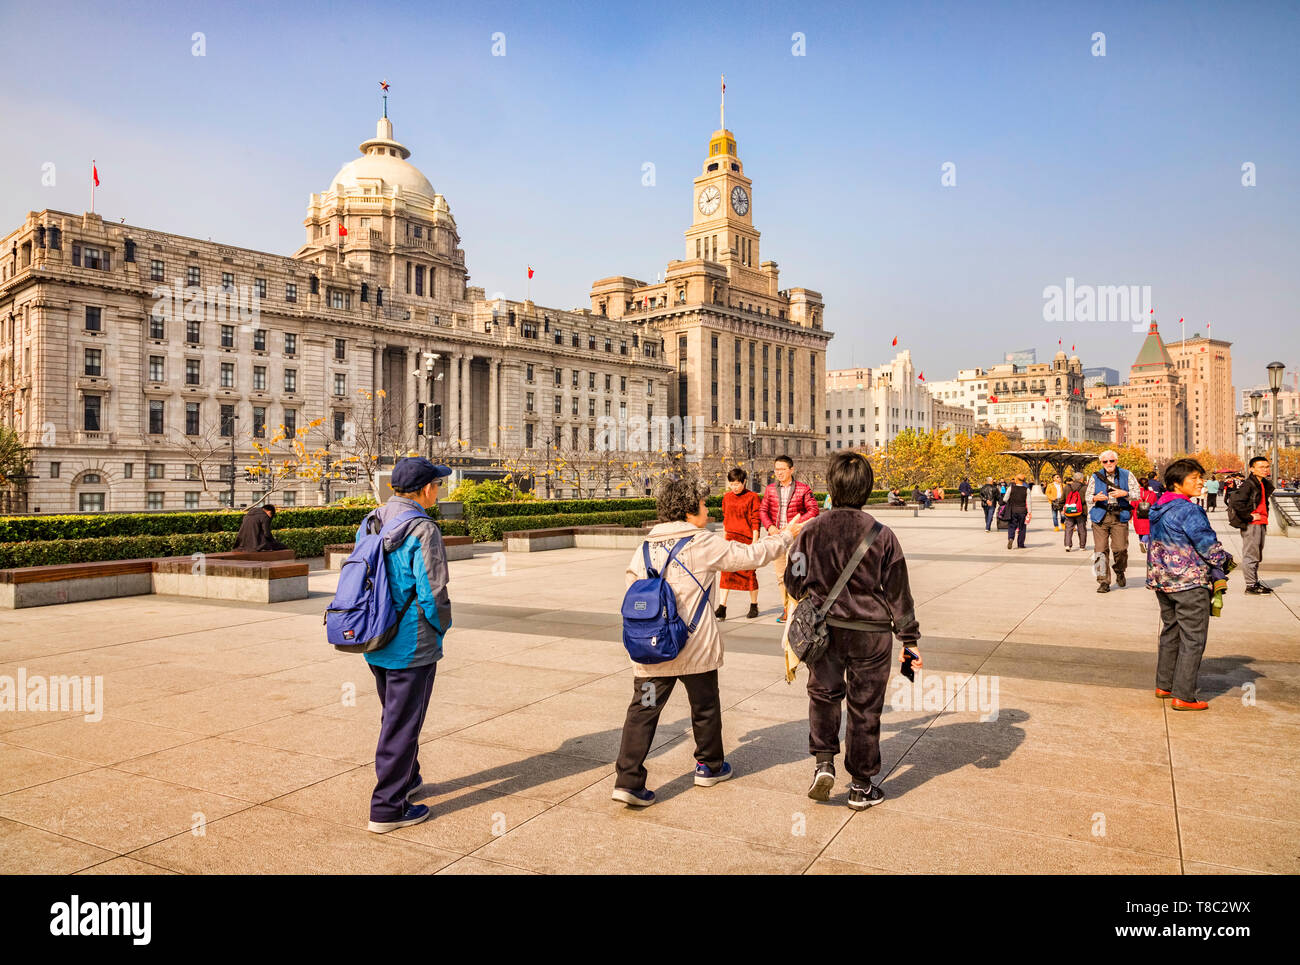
[
  {"xmin": 0, "ymin": 115, "xmax": 673, "ymax": 512},
  {"xmin": 1086, "ymin": 320, "xmax": 1189, "ymax": 462},
  {"xmin": 824, "ymin": 351, "xmax": 936, "ymax": 452}
]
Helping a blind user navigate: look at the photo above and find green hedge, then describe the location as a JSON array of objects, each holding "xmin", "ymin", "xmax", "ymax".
[
  {"xmin": 468, "ymin": 509, "xmax": 660, "ymax": 543},
  {"xmin": 465, "ymin": 498, "xmax": 656, "ymax": 519},
  {"xmin": 0, "ymin": 507, "xmax": 372, "ymax": 543},
  {"xmin": 0, "ymin": 520, "xmax": 468, "ymax": 569}
]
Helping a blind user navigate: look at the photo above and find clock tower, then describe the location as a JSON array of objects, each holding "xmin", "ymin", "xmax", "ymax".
[{"xmin": 685, "ymin": 86, "xmax": 759, "ymax": 271}]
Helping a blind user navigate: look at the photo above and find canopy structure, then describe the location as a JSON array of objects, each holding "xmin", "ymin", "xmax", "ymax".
[{"xmin": 999, "ymin": 449, "xmax": 1100, "ymax": 481}]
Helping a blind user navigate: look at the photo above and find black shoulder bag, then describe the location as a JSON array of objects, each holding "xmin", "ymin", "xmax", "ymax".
[{"xmin": 787, "ymin": 521, "xmax": 883, "ymax": 666}]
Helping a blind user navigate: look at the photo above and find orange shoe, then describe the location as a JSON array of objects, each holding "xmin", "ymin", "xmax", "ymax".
[
  {"xmin": 1171, "ymin": 698, "xmax": 1209, "ymax": 711},
  {"xmin": 1155, "ymin": 689, "xmax": 1172, "ymax": 699}
]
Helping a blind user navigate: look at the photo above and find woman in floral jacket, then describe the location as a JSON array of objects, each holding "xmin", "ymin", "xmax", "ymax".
[{"xmin": 1145, "ymin": 459, "xmax": 1234, "ymax": 711}]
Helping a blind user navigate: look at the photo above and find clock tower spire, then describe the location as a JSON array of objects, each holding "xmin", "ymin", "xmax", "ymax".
[{"xmin": 685, "ymin": 82, "xmax": 759, "ymax": 270}]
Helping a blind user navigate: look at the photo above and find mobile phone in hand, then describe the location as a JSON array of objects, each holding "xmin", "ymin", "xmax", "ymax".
[{"xmin": 901, "ymin": 646, "xmax": 919, "ymax": 682}]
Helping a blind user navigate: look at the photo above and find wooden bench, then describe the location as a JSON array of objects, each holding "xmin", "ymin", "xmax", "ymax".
[
  {"xmin": 0, "ymin": 550, "xmax": 303, "ymax": 609},
  {"xmin": 324, "ymin": 534, "xmax": 473, "ymax": 570}
]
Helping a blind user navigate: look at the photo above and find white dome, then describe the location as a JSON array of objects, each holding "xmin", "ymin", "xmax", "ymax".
[
  {"xmin": 326, "ymin": 116, "xmax": 436, "ymax": 202},
  {"xmin": 330, "ymin": 153, "xmax": 436, "ymax": 201}
]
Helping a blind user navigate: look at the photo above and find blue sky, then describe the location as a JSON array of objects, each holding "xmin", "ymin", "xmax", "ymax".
[{"xmin": 2, "ymin": 0, "xmax": 1296, "ymax": 401}]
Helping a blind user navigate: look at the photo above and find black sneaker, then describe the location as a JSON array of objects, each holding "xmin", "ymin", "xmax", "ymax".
[
  {"xmin": 1115, "ymin": 573, "xmax": 1126, "ymax": 588},
  {"xmin": 847, "ymin": 781, "xmax": 884, "ymax": 810},
  {"xmin": 807, "ymin": 761, "xmax": 835, "ymax": 801},
  {"xmin": 715, "ymin": 605, "xmax": 727, "ymax": 620},
  {"xmin": 1257, "ymin": 584, "xmax": 1274, "ymax": 594},
  {"xmin": 1097, "ymin": 583, "xmax": 1110, "ymax": 593},
  {"xmin": 746, "ymin": 603, "xmax": 759, "ymax": 619},
  {"xmin": 1007, "ymin": 538, "xmax": 1014, "ymax": 549}
]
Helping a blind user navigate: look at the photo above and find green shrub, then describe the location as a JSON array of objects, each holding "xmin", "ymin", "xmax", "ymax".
[
  {"xmin": 465, "ymin": 497, "xmax": 656, "ymax": 519},
  {"xmin": 468, "ymin": 509, "xmax": 660, "ymax": 543},
  {"xmin": 449, "ymin": 479, "xmax": 536, "ymax": 504},
  {"xmin": 0, "ymin": 507, "xmax": 371, "ymax": 543}
]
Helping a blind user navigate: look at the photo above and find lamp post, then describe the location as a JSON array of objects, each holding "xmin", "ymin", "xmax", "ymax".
[
  {"xmin": 1268, "ymin": 362, "xmax": 1286, "ymax": 488},
  {"xmin": 424, "ymin": 351, "xmax": 440, "ymax": 459},
  {"xmin": 1250, "ymin": 391, "xmax": 1263, "ymax": 458},
  {"xmin": 226, "ymin": 413, "xmax": 238, "ymax": 508},
  {"xmin": 746, "ymin": 423, "xmax": 757, "ymax": 492},
  {"xmin": 543, "ymin": 433, "xmax": 552, "ymax": 498}
]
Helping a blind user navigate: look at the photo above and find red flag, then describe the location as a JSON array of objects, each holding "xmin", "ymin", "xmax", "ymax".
[
  {"xmin": 92, "ymin": 163, "xmax": 99, "ymax": 187},
  {"xmin": 892, "ymin": 336, "xmax": 898, "ymax": 346},
  {"xmin": 1073, "ymin": 387, "xmax": 1080, "ymax": 395},
  {"xmin": 1071, "ymin": 344, "xmax": 1075, "ymax": 351},
  {"xmin": 380, "ymin": 80, "xmax": 390, "ymax": 92},
  {"xmin": 989, "ymin": 395, "xmax": 999, "ymax": 403},
  {"xmin": 527, "ymin": 266, "xmax": 534, "ymax": 279},
  {"xmin": 338, "ymin": 223, "xmax": 347, "ymax": 237},
  {"xmin": 917, "ymin": 372, "xmax": 925, "ymax": 382}
]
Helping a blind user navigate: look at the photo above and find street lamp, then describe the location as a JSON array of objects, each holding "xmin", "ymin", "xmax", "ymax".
[
  {"xmin": 1268, "ymin": 362, "xmax": 1285, "ymax": 487},
  {"xmin": 226, "ymin": 413, "xmax": 238, "ymax": 508},
  {"xmin": 424, "ymin": 351, "xmax": 440, "ymax": 459},
  {"xmin": 1250, "ymin": 391, "xmax": 1264, "ymax": 458}
]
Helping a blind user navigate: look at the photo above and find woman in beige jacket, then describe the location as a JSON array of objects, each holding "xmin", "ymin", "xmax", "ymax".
[{"xmin": 613, "ymin": 474, "xmax": 800, "ymax": 807}]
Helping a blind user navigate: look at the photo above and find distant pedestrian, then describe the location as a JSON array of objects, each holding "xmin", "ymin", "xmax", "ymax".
[
  {"xmin": 912, "ymin": 485, "xmax": 933, "ymax": 509},
  {"xmin": 979, "ymin": 476, "xmax": 1001, "ymax": 532},
  {"xmin": 1089, "ymin": 450, "xmax": 1140, "ymax": 593},
  {"xmin": 1204, "ymin": 475, "xmax": 1220, "ymax": 513},
  {"xmin": 1060, "ymin": 472, "xmax": 1088, "ymax": 552},
  {"xmin": 716, "ymin": 467, "xmax": 762, "ymax": 621},
  {"xmin": 1146, "ymin": 458, "xmax": 1234, "ymax": 711},
  {"xmin": 1226, "ymin": 455, "xmax": 1275, "ymax": 594},
  {"xmin": 760, "ymin": 455, "xmax": 820, "ymax": 623},
  {"xmin": 1004, "ymin": 473, "xmax": 1033, "ymax": 549},
  {"xmin": 1133, "ymin": 477, "xmax": 1161, "ymax": 554},
  {"xmin": 784, "ymin": 452, "xmax": 922, "ymax": 810},
  {"xmin": 958, "ymin": 477, "xmax": 972, "ymax": 511},
  {"xmin": 1044, "ymin": 474, "xmax": 1064, "ymax": 531}
]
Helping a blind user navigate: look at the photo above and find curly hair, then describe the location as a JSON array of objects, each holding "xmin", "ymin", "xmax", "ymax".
[{"xmin": 655, "ymin": 473, "xmax": 709, "ymax": 522}]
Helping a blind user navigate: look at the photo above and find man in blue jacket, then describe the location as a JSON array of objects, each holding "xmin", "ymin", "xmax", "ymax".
[
  {"xmin": 359, "ymin": 457, "xmax": 453, "ymax": 833},
  {"xmin": 1089, "ymin": 450, "xmax": 1141, "ymax": 593}
]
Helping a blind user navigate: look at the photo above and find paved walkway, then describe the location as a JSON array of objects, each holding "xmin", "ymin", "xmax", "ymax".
[{"xmin": 2, "ymin": 505, "xmax": 1297, "ymax": 874}]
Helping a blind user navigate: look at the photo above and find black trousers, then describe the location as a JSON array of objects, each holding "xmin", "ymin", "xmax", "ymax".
[
  {"xmin": 369, "ymin": 661, "xmax": 437, "ymax": 822},
  {"xmin": 615, "ymin": 670, "xmax": 723, "ymax": 791},
  {"xmin": 960, "ymin": 494, "xmax": 970, "ymax": 510},
  {"xmin": 807, "ymin": 628, "xmax": 893, "ymax": 784}
]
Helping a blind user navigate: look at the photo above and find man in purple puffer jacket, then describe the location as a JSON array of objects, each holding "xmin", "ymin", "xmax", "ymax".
[{"xmin": 1146, "ymin": 458, "xmax": 1234, "ymax": 712}]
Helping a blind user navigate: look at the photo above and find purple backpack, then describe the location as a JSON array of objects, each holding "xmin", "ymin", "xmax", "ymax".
[{"xmin": 324, "ymin": 510, "xmax": 425, "ymax": 653}]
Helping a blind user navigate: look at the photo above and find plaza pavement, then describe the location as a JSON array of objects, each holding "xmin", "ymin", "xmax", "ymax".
[{"xmin": 1, "ymin": 503, "xmax": 1297, "ymax": 875}]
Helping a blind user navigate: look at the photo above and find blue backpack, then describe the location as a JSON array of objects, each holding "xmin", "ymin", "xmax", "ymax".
[
  {"xmin": 325, "ymin": 510, "xmax": 425, "ymax": 653},
  {"xmin": 621, "ymin": 536, "xmax": 711, "ymax": 664}
]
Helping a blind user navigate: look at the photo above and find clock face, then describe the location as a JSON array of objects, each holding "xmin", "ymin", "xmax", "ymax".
[
  {"xmin": 731, "ymin": 185, "xmax": 750, "ymax": 215},
  {"xmin": 698, "ymin": 186, "xmax": 721, "ymax": 216}
]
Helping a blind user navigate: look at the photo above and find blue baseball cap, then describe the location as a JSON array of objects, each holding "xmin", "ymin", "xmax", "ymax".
[{"xmin": 391, "ymin": 457, "xmax": 452, "ymax": 492}]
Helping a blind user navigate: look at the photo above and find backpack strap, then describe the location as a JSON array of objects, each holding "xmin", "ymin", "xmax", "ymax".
[
  {"xmin": 816, "ymin": 521, "xmax": 882, "ymax": 621},
  {"xmin": 646, "ymin": 535, "xmax": 713, "ymax": 634}
]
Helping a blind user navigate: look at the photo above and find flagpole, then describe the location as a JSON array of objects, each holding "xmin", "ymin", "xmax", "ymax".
[{"xmin": 90, "ymin": 159, "xmax": 95, "ymax": 215}]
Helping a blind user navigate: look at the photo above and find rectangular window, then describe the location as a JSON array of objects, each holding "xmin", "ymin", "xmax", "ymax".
[
  {"xmin": 150, "ymin": 259, "xmax": 165, "ymax": 282},
  {"xmin": 220, "ymin": 404, "xmax": 234, "ymax": 437},
  {"xmin": 588, "ymin": 398, "xmax": 596, "ymax": 417},
  {"xmin": 284, "ymin": 332, "xmax": 297, "ymax": 355},
  {"xmin": 147, "ymin": 493, "xmax": 164, "ymax": 511},
  {"xmin": 414, "ymin": 265, "xmax": 425, "ymax": 296},
  {"xmin": 221, "ymin": 271, "xmax": 234, "ymax": 290},
  {"xmin": 186, "ymin": 402, "xmax": 200, "ymax": 436},
  {"xmin": 85, "ymin": 306, "xmax": 102, "ymax": 331},
  {"xmin": 185, "ymin": 464, "xmax": 199, "ymax": 481},
  {"xmin": 330, "ymin": 291, "xmax": 344, "ymax": 309},
  {"xmin": 525, "ymin": 423, "xmax": 534, "ymax": 448},
  {"xmin": 284, "ymin": 369, "xmax": 297, "ymax": 392},
  {"xmin": 525, "ymin": 392, "xmax": 535, "ymax": 413},
  {"xmin": 187, "ymin": 266, "xmax": 200, "ymax": 286},
  {"xmin": 185, "ymin": 358, "xmax": 200, "ymax": 385},
  {"xmin": 83, "ymin": 348, "xmax": 102, "ymax": 376},
  {"xmin": 281, "ymin": 491, "xmax": 296, "ymax": 507},
  {"xmin": 253, "ymin": 366, "xmax": 266, "ymax": 390},
  {"xmin": 620, "ymin": 376, "xmax": 627, "ymax": 392},
  {"xmin": 554, "ymin": 369, "xmax": 563, "ymax": 388},
  {"xmin": 252, "ymin": 406, "xmax": 266, "ymax": 438},
  {"xmin": 605, "ymin": 374, "xmax": 612, "ymax": 391},
  {"xmin": 526, "ymin": 364, "xmax": 534, "ymax": 383},
  {"xmin": 149, "ymin": 356, "xmax": 164, "ymax": 381},
  {"xmin": 83, "ymin": 395, "xmax": 101, "ymax": 431},
  {"xmin": 333, "ymin": 411, "xmax": 345, "ymax": 442},
  {"xmin": 334, "ymin": 373, "xmax": 347, "ymax": 396},
  {"xmin": 50, "ymin": 462, "xmax": 61, "ymax": 479},
  {"xmin": 253, "ymin": 329, "xmax": 266, "ymax": 351},
  {"xmin": 185, "ymin": 491, "xmax": 200, "ymax": 509},
  {"xmin": 255, "ymin": 278, "xmax": 266, "ymax": 299},
  {"xmin": 571, "ymin": 398, "xmax": 578, "ymax": 416},
  {"xmin": 149, "ymin": 400, "xmax": 165, "ymax": 435},
  {"xmin": 149, "ymin": 315, "xmax": 165, "ymax": 340},
  {"xmin": 283, "ymin": 410, "xmax": 297, "ymax": 436},
  {"xmin": 604, "ymin": 338, "xmax": 612, "ymax": 353},
  {"xmin": 554, "ymin": 395, "xmax": 562, "ymax": 415},
  {"xmin": 334, "ymin": 338, "xmax": 346, "ymax": 360},
  {"xmin": 220, "ymin": 362, "xmax": 235, "ymax": 387},
  {"xmin": 79, "ymin": 493, "xmax": 105, "ymax": 513},
  {"xmin": 221, "ymin": 324, "xmax": 234, "ymax": 348},
  {"xmin": 186, "ymin": 320, "xmax": 201, "ymax": 344},
  {"xmin": 285, "ymin": 282, "xmax": 297, "ymax": 303},
  {"xmin": 589, "ymin": 372, "xmax": 596, "ymax": 391},
  {"xmin": 571, "ymin": 371, "xmax": 579, "ymax": 389}
]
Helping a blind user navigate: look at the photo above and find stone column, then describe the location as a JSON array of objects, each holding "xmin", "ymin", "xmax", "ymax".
[
  {"xmin": 489, "ymin": 359, "xmax": 499, "ymax": 448},
  {"xmin": 448, "ymin": 352, "xmax": 461, "ymax": 444}
]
